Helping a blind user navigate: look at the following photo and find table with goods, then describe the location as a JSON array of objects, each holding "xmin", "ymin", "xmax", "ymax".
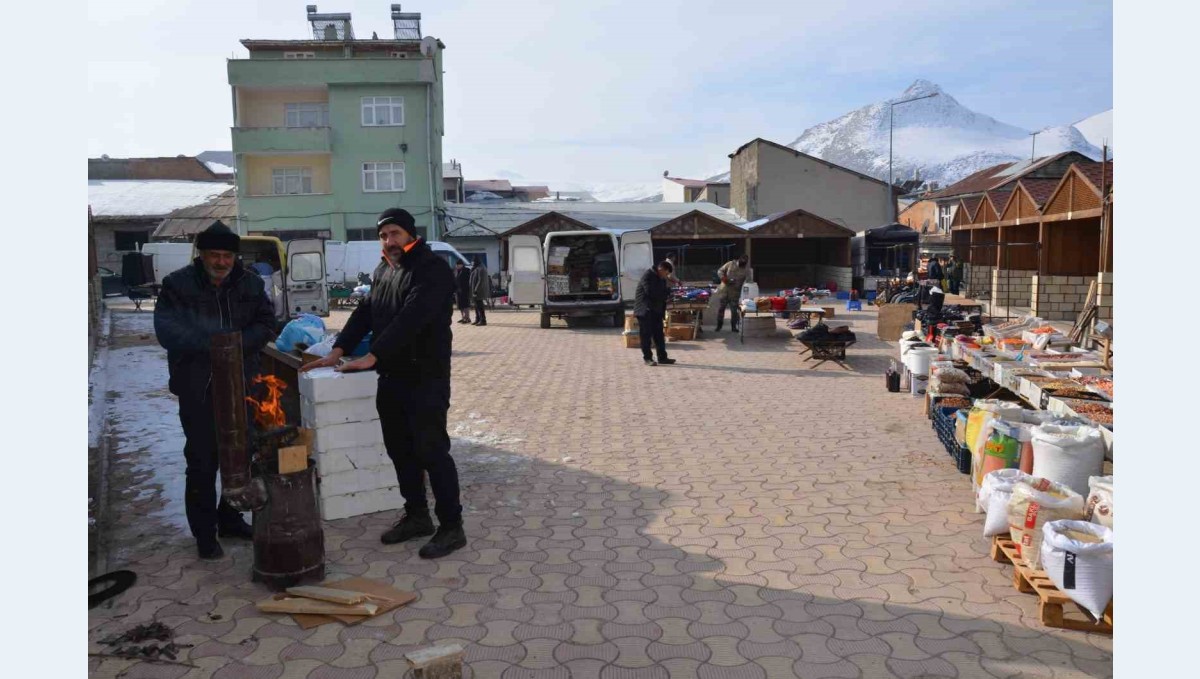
[
  {"xmin": 888, "ymin": 313, "xmax": 1114, "ymax": 634},
  {"xmin": 738, "ymin": 288, "xmax": 836, "ymax": 344}
]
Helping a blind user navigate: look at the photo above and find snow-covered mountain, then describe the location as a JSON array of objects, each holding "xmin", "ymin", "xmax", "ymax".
[
  {"xmin": 786, "ymin": 80, "xmax": 1104, "ymax": 188},
  {"xmin": 489, "ymin": 170, "xmax": 662, "ymax": 203},
  {"xmin": 1072, "ymin": 109, "xmax": 1113, "ymax": 155}
]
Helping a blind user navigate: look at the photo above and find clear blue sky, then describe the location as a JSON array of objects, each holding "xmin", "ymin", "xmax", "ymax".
[{"xmin": 87, "ymin": 0, "xmax": 1112, "ymax": 184}]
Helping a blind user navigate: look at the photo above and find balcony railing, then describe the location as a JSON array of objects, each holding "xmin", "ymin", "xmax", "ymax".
[{"xmin": 232, "ymin": 127, "xmax": 331, "ymax": 154}]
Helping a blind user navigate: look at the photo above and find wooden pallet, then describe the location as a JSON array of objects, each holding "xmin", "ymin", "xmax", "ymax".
[{"xmin": 991, "ymin": 534, "xmax": 1113, "ymax": 634}]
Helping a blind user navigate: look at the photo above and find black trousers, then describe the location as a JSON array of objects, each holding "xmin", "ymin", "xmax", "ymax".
[
  {"xmin": 178, "ymin": 393, "xmax": 245, "ymax": 542},
  {"xmin": 376, "ymin": 376, "xmax": 462, "ymax": 526},
  {"xmin": 716, "ymin": 296, "xmax": 740, "ymax": 328},
  {"xmin": 637, "ymin": 312, "xmax": 668, "ymax": 361},
  {"xmin": 473, "ymin": 299, "xmax": 487, "ymax": 323}
]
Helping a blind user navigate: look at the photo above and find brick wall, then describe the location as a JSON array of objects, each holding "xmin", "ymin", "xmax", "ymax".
[
  {"xmin": 1096, "ymin": 271, "xmax": 1113, "ymax": 323},
  {"xmin": 964, "ymin": 264, "xmax": 993, "ymax": 300},
  {"xmin": 1031, "ymin": 274, "xmax": 1098, "ymax": 322},
  {"xmin": 991, "ymin": 269, "xmax": 1035, "ymax": 310}
]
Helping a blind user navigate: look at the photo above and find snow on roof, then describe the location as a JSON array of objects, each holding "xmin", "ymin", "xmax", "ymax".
[
  {"xmin": 665, "ymin": 177, "xmax": 707, "ymax": 188},
  {"xmin": 442, "ymin": 162, "xmax": 462, "ymax": 179},
  {"xmin": 204, "ymin": 161, "xmax": 236, "ymax": 175},
  {"xmin": 444, "ymin": 201, "xmax": 745, "ymax": 238},
  {"xmin": 88, "ymin": 180, "xmax": 230, "ymax": 218}
]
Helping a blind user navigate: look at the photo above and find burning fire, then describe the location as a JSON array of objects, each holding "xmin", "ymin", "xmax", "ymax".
[{"xmin": 246, "ymin": 375, "xmax": 288, "ymax": 430}]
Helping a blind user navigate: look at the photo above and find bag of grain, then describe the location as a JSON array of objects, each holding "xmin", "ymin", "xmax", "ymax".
[
  {"xmin": 1007, "ymin": 477, "xmax": 1085, "ymax": 569},
  {"xmin": 1085, "ymin": 475, "xmax": 1113, "ymax": 529},
  {"xmin": 1040, "ymin": 520, "xmax": 1113, "ymax": 620},
  {"xmin": 978, "ymin": 469, "xmax": 1032, "ymax": 537},
  {"xmin": 1031, "ymin": 424, "xmax": 1106, "ymax": 497}
]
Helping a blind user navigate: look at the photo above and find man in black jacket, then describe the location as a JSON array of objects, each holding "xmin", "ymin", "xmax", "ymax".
[
  {"xmin": 154, "ymin": 222, "xmax": 277, "ymax": 560},
  {"xmin": 635, "ymin": 261, "xmax": 676, "ymax": 367},
  {"xmin": 301, "ymin": 208, "xmax": 465, "ymax": 559}
]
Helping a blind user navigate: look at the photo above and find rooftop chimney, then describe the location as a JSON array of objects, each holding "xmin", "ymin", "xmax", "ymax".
[
  {"xmin": 307, "ymin": 5, "xmax": 354, "ymax": 41},
  {"xmin": 391, "ymin": 4, "xmax": 422, "ymax": 40}
]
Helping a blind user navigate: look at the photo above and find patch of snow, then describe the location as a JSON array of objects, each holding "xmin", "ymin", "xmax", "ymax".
[
  {"xmin": 1072, "ymin": 109, "xmax": 1113, "ymax": 155},
  {"xmin": 88, "ymin": 179, "xmax": 229, "ymax": 217},
  {"xmin": 205, "ymin": 161, "xmax": 236, "ymax": 175}
]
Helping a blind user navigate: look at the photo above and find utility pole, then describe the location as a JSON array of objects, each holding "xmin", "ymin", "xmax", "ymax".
[
  {"xmin": 1029, "ymin": 130, "xmax": 1041, "ymax": 161},
  {"xmin": 889, "ymin": 92, "xmax": 938, "ymax": 222}
]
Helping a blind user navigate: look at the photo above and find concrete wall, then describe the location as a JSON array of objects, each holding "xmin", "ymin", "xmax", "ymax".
[
  {"xmin": 661, "ymin": 179, "xmax": 687, "ymax": 203},
  {"xmin": 965, "ymin": 264, "xmax": 993, "ymax": 300},
  {"xmin": 94, "ymin": 221, "xmax": 157, "ymax": 269},
  {"xmin": 236, "ymin": 87, "xmax": 328, "ymax": 127},
  {"xmin": 899, "ymin": 199, "xmax": 939, "ymax": 235},
  {"xmin": 731, "ymin": 141, "xmax": 892, "ymax": 230},
  {"xmin": 1031, "ymin": 274, "xmax": 1098, "ymax": 322},
  {"xmin": 1096, "ymin": 271, "xmax": 1113, "ymax": 323}
]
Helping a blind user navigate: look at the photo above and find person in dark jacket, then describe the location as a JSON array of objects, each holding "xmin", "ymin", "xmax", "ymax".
[
  {"xmin": 946, "ymin": 256, "xmax": 962, "ymax": 295},
  {"xmin": 469, "ymin": 256, "xmax": 491, "ymax": 326},
  {"xmin": 454, "ymin": 260, "xmax": 472, "ymax": 324},
  {"xmin": 300, "ymin": 208, "xmax": 465, "ymax": 559},
  {"xmin": 634, "ymin": 261, "xmax": 676, "ymax": 366},
  {"xmin": 153, "ymin": 222, "xmax": 277, "ymax": 560},
  {"xmin": 926, "ymin": 256, "xmax": 943, "ymax": 283}
]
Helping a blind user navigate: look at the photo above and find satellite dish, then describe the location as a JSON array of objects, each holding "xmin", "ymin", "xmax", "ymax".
[
  {"xmin": 420, "ymin": 36, "xmax": 437, "ymax": 57},
  {"xmin": 663, "ymin": 170, "xmax": 669, "ymax": 177}
]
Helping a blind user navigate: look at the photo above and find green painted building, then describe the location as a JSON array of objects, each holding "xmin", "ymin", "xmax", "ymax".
[{"xmin": 227, "ymin": 5, "xmax": 445, "ymax": 241}]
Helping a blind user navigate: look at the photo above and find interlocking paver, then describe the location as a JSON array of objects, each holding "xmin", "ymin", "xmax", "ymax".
[{"xmin": 90, "ymin": 308, "xmax": 1112, "ymax": 678}]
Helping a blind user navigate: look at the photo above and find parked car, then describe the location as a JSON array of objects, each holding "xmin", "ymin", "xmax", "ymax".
[{"xmin": 97, "ymin": 267, "xmax": 127, "ymax": 297}]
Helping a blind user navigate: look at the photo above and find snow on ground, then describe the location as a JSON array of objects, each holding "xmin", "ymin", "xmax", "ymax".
[
  {"xmin": 88, "ymin": 179, "xmax": 229, "ymax": 217},
  {"xmin": 450, "ymin": 412, "xmax": 530, "ymax": 486}
]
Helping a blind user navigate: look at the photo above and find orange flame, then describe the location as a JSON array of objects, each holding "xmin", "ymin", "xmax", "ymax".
[{"xmin": 246, "ymin": 375, "xmax": 288, "ymax": 430}]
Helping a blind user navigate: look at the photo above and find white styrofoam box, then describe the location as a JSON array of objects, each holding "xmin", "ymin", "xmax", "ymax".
[
  {"xmin": 299, "ymin": 367, "xmax": 378, "ymax": 403},
  {"xmin": 301, "ymin": 395, "xmax": 378, "ymax": 429},
  {"xmin": 319, "ymin": 464, "xmax": 397, "ymax": 497},
  {"xmin": 314, "ymin": 444, "xmax": 391, "ymax": 476},
  {"xmin": 320, "ymin": 485, "xmax": 404, "ymax": 521},
  {"xmin": 314, "ymin": 420, "xmax": 384, "ymax": 453}
]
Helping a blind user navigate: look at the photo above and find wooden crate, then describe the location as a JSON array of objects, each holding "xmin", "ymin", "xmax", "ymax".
[
  {"xmin": 991, "ymin": 534, "xmax": 1112, "ymax": 633},
  {"xmin": 665, "ymin": 325, "xmax": 696, "ymax": 341},
  {"xmin": 877, "ymin": 303, "xmax": 916, "ymax": 341},
  {"xmin": 623, "ymin": 333, "xmax": 640, "ymax": 349}
]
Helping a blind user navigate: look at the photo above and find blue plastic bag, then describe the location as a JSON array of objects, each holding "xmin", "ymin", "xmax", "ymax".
[{"xmin": 276, "ymin": 314, "xmax": 326, "ymax": 352}]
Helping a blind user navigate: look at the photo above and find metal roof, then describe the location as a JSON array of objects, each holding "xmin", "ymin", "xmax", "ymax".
[
  {"xmin": 443, "ymin": 201, "xmax": 745, "ymax": 238},
  {"xmin": 152, "ymin": 188, "xmax": 239, "ymax": 240}
]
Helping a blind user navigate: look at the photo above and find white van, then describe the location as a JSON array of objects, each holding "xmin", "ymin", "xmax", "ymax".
[
  {"xmin": 326, "ymin": 240, "xmax": 471, "ymax": 284},
  {"xmin": 507, "ymin": 230, "xmax": 654, "ymax": 328}
]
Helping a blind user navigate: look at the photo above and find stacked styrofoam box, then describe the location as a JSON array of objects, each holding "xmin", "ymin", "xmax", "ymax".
[{"xmin": 299, "ymin": 368, "xmax": 402, "ymax": 520}]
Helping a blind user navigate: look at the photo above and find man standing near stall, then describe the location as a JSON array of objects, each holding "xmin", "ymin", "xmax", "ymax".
[
  {"xmin": 635, "ymin": 261, "xmax": 676, "ymax": 367},
  {"xmin": 715, "ymin": 254, "xmax": 750, "ymax": 332},
  {"xmin": 154, "ymin": 222, "xmax": 277, "ymax": 560},
  {"xmin": 300, "ymin": 208, "xmax": 465, "ymax": 559}
]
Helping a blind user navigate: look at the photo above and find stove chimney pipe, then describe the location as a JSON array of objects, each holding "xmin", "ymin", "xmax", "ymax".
[{"xmin": 210, "ymin": 331, "xmax": 267, "ymax": 511}]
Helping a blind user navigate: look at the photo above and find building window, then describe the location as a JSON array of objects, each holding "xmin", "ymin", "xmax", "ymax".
[
  {"xmin": 346, "ymin": 228, "xmax": 376, "ymax": 242},
  {"xmin": 363, "ymin": 162, "xmax": 406, "ymax": 192},
  {"xmin": 361, "ymin": 96, "xmax": 405, "ymax": 126},
  {"xmin": 284, "ymin": 51, "xmax": 316, "ymax": 59},
  {"xmin": 285, "ymin": 103, "xmax": 329, "ymax": 127},
  {"xmin": 272, "ymin": 167, "xmax": 314, "ymax": 195},
  {"xmin": 938, "ymin": 205, "xmax": 955, "ymax": 232},
  {"xmin": 114, "ymin": 230, "xmax": 149, "ymax": 252}
]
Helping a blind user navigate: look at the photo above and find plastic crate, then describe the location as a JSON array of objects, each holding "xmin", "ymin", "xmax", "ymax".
[{"xmin": 950, "ymin": 443, "xmax": 972, "ymax": 474}]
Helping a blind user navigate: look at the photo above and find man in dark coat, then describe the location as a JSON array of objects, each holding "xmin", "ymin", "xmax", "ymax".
[
  {"xmin": 154, "ymin": 222, "xmax": 277, "ymax": 560},
  {"xmin": 454, "ymin": 260, "xmax": 472, "ymax": 324},
  {"xmin": 469, "ymin": 256, "xmax": 491, "ymax": 326},
  {"xmin": 927, "ymin": 256, "xmax": 943, "ymax": 284},
  {"xmin": 301, "ymin": 209, "xmax": 465, "ymax": 559},
  {"xmin": 634, "ymin": 261, "xmax": 676, "ymax": 367}
]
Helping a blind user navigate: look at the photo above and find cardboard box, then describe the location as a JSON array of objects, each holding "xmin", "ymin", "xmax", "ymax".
[
  {"xmin": 665, "ymin": 325, "xmax": 696, "ymax": 341},
  {"xmin": 623, "ymin": 333, "xmax": 640, "ymax": 349},
  {"xmin": 877, "ymin": 303, "xmax": 917, "ymax": 341}
]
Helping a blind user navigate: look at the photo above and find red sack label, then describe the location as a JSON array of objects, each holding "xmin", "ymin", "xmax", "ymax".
[{"xmin": 1024, "ymin": 502, "xmax": 1039, "ymax": 529}]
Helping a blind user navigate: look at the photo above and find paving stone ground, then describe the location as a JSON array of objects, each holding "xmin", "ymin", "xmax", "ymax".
[{"xmin": 89, "ymin": 306, "xmax": 1113, "ymax": 678}]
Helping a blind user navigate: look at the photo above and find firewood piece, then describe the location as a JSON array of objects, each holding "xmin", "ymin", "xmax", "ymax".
[
  {"xmin": 278, "ymin": 445, "xmax": 308, "ymax": 474},
  {"xmin": 285, "ymin": 585, "xmax": 368, "ymax": 606},
  {"xmin": 257, "ymin": 597, "xmax": 378, "ymax": 617}
]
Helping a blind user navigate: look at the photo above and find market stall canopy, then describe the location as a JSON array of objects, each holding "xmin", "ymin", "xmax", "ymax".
[
  {"xmin": 743, "ymin": 208, "xmax": 856, "ymax": 238},
  {"xmin": 444, "ymin": 201, "xmax": 744, "ymax": 239},
  {"xmin": 860, "ymin": 223, "xmax": 919, "ymax": 243},
  {"xmin": 152, "ymin": 188, "xmax": 239, "ymax": 241}
]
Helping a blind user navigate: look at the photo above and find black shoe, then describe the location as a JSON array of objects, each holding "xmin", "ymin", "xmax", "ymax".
[
  {"xmin": 381, "ymin": 512, "xmax": 435, "ymax": 545},
  {"xmin": 418, "ymin": 524, "xmax": 466, "ymax": 559},
  {"xmin": 197, "ymin": 538, "xmax": 224, "ymax": 561},
  {"xmin": 658, "ymin": 357, "xmax": 676, "ymax": 365},
  {"xmin": 731, "ymin": 326, "xmax": 739, "ymax": 332},
  {"xmin": 217, "ymin": 516, "xmax": 254, "ymax": 540},
  {"xmin": 644, "ymin": 359, "xmax": 657, "ymax": 366},
  {"xmin": 477, "ymin": 322, "xmax": 487, "ymax": 326},
  {"xmin": 715, "ymin": 323, "xmax": 723, "ymax": 332}
]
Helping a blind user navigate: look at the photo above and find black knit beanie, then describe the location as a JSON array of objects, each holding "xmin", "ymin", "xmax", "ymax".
[
  {"xmin": 195, "ymin": 221, "xmax": 240, "ymax": 252},
  {"xmin": 377, "ymin": 208, "xmax": 418, "ymax": 238}
]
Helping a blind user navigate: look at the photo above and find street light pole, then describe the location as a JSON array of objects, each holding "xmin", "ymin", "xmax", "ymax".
[{"xmin": 888, "ymin": 92, "xmax": 939, "ymax": 222}]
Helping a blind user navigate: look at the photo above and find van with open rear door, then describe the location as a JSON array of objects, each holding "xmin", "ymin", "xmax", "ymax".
[
  {"xmin": 507, "ymin": 230, "xmax": 654, "ymax": 329},
  {"xmin": 190, "ymin": 235, "xmax": 329, "ymax": 327}
]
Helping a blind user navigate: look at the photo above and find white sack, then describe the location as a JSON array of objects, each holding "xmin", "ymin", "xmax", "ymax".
[
  {"xmin": 979, "ymin": 469, "xmax": 1032, "ymax": 537},
  {"xmin": 1085, "ymin": 475, "xmax": 1113, "ymax": 529},
  {"xmin": 1007, "ymin": 477, "xmax": 1085, "ymax": 569},
  {"xmin": 1031, "ymin": 424, "xmax": 1106, "ymax": 497},
  {"xmin": 1040, "ymin": 520, "xmax": 1113, "ymax": 620}
]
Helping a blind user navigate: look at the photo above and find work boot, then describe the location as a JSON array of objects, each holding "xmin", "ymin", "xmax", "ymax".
[
  {"xmin": 418, "ymin": 524, "xmax": 467, "ymax": 559},
  {"xmin": 218, "ymin": 516, "xmax": 254, "ymax": 540},
  {"xmin": 197, "ymin": 538, "xmax": 224, "ymax": 561},
  {"xmin": 381, "ymin": 512, "xmax": 435, "ymax": 545},
  {"xmin": 715, "ymin": 321, "xmax": 723, "ymax": 332},
  {"xmin": 658, "ymin": 357, "xmax": 676, "ymax": 365}
]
